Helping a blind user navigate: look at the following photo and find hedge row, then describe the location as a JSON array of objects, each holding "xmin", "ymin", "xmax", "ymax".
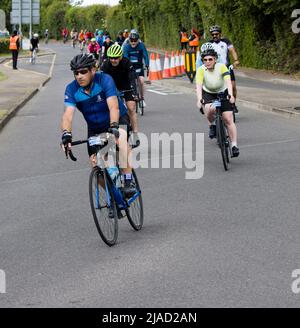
[{"xmin": 0, "ymin": 39, "xmax": 10, "ymax": 53}]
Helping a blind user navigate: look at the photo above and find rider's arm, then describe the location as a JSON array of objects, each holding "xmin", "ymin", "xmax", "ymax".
[
  {"xmin": 62, "ymin": 83, "xmax": 77, "ymax": 132},
  {"xmin": 128, "ymin": 62, "xmax": 137, "ymax": 91},
  {"xmin": 195, "ymin": 66, "xmax": 204, "ymax": 103},
  {"xmin": 106, "ymin": 96, "xmax": 120, "ymax": 125},
  {"xmin": 196, "ymin": 66, "xmax": 204, "ymax": 108},
  {"xmin": 61, "ymin": 106, "xmax": 75, "ymax": 132},
  {"xmin": 221, "ymin": 64, "xmax": 234, "ymax": 102},
  {"xmin": 141, "ymin": 43, "xmax": 149, "ymax": 67},
  {"xmin": 229, "ymin": 47, "xmax": 239, "ymax": 66}
]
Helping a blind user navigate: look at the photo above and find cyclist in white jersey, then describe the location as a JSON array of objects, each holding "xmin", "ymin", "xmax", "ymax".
[{"xmin": 209, "ymin": 25, "xmax": 240, "ymax": 113}]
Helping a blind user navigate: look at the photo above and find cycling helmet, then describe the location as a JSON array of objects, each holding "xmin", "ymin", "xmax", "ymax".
[
  {"xmin": 200, "ymin": 42, "xmax": 214, "ymax": 53},
  {"xmin": 129, "ymin": 30, "xmax": 139, "ymax": 40},
  {"xmin": 70, "ymin": 54, "xmax": 95, "ymax": 71},
  {"xmin": 201, "ymin": 49, "xmax": 218, "ymax": 59},
  {"xmin": 33, "ymin": 33, "xmax": 39, "ymax": 38},
  {"xmin": 124, "ymin": 29, "xmax": 128, "ymax": 32},
  {"xmin": 91, "ymin": 38, "xmax": 96, "ymax": 42},
  {"xmin": 209, "ymin": 25, "xmax": 222, "ymax": 33},
  {"xmin": 107, "ymin": 44, "xmax": 123, "ymax": 58}
]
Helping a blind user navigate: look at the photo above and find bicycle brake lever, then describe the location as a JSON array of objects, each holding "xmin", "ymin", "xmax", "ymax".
[{"xmin": 68, "ymin": 149, "xmax": 77, "ymax": 161}]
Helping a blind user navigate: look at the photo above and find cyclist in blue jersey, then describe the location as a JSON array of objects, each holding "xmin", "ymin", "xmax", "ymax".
[
  {"xmin": 61, "ymin": 54, "xmax": 136, "ymax": 197},
  {"xmin": 122, "ymin": 31, "xmax": 149, "ymax": 107}
]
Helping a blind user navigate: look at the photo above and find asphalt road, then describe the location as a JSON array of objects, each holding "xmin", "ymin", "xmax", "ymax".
[{"xmin": 0, "ymin": 42, "xmax": 300, "ymax": 308}]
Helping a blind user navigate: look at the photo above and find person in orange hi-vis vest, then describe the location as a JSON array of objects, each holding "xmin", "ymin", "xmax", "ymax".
[
  {"xmin": 178, "ymin": 26, "xmax": 189, "ymax": 51},
  {"xmin": 9, "ymin": 30, "xmax": 20, "ymax": 70},
  {"xmin": 189, "ymin": 28, "xmax": 200, "ymax": 52}
]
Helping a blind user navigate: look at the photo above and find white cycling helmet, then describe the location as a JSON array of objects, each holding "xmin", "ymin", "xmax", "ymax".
[
  {"xmin": 33, "ymin": 33, "xmax": 39, "ymax": 38},
  {"xmin": 201, "ymin": 42, "xmax": 214, "ymax": 53}
]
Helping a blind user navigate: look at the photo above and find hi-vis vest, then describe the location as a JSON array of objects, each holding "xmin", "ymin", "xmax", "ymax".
[
  {"xmin": 180, "ymin": 32, "xmax": 189, "ymax": 43},
  {"xmin": 189, "ymin": 34, "xmax": 199, "ymax": 47},
  {"xmin": 9, "ymin": 36, "xmax": 19, "ymax": 50}
]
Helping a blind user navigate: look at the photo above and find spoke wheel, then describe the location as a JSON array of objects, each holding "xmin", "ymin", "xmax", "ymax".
[
  {"xmin": 126, "ymin": 169, "xmax": 144, "ymax": 231},
  {"xmin": 89, "ymin": 167, "xmax": 118, "ymax": 246},
  {"xmin": 216, "ymin": 117, "xmax": 229, "ymax": 171}
]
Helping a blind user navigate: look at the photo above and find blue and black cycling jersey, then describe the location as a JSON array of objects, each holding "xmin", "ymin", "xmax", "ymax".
[
  {"xmin": 64, "ymin": 72, "xmax": 127, "ymax": 131},
  {"xmin": 122, "ymin": 42, "xmax": 149, "ymax": 69}
]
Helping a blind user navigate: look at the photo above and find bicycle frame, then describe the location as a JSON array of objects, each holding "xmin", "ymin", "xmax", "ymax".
[{"xmin": 68, "ymin": 134, "xmax": 141, "ymax": 209}]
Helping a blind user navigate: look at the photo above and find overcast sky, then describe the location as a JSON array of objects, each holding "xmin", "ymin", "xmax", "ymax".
[{"xmin": 81, "ymin": 0, "xmax": 120, "ymax": 6}]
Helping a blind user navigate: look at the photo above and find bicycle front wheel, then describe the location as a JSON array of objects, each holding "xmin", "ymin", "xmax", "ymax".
[
  {"xmin": 216, "ymin": 117, "xmax": 229, "ymax": 171},
  {"xmin": 89, "ymin": 167, "xmax": 118, "ymax": 246},
  {"xmin": 126, "ymin": 169, "xmax": 144, "ymax": 231}
]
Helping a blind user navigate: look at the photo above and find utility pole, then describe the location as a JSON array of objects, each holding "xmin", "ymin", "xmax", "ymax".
[
  {"xmin": 18, "ymin": 0, "xmax": 22, "ymax": 35},
  {"xmin": 29, "ymin": 0, "xmax": 32, "ymax": 38}
]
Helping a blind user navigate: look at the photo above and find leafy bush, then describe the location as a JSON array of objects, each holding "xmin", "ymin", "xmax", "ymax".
[{"xmin": 0, "ymin": 38, "xmax": 10, "ymax": 53}]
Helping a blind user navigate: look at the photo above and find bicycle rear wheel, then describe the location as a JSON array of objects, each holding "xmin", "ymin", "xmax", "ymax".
[
  {"xmin": 216, "ymin": 117, "xmax": 229, "ymax": 171},
  {"xmin": 89, "ymin": 167, "xmax": 118, "ymax": 246},
  {"xmin": 125, "ymin": 169, "xmax": 144, "ymax": 231}
]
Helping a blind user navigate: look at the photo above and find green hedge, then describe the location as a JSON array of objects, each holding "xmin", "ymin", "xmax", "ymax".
[{"xmin": 0, "ymin": 39, "xmax": 10, "ymax": 53}]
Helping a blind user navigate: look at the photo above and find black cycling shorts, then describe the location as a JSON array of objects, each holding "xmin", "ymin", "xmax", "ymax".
[
  {"xmin": 202, "ymin": 89, "xmax": 232, "ymax": 112},
  {"xmin": 134, "ymin": 66, "xmax": 144, "ymax": 77},
  {"xmin": 123, "ymin": 90, "xmax": 135, "ymax": 102},
  {"xmin": 87, "ymin": 114, "xmax": 131, "ymax": 156}
]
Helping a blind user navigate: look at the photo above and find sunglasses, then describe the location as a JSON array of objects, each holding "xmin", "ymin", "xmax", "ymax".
[
  {"xmin": 203, "ymin": 58, "xmax": 214, "ymax": 62},
  {"xmin": 211, "ymin": 33, "xmax": 220, "ymax": 37},
  {"xmin": 74, "ymin": 69, "xmax": 89, "ymax": 76},
  {"xmin": 109, "ymin": 57, "xmax": 121, "ymax": 60},
  {"xmin": 129, "ymin": 39, "xmax": 138, "ymax": 43}
]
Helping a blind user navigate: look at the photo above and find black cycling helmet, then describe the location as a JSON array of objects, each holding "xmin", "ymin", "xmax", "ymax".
[
  {"xmin": 129, "ymin": 31, "xmax": 139, "ymax": 40},
  {"xmin": 209, "ymin": 25, "xmax": 222, "ymax": 34},
  {"xmin": 201, "ymin": 49, "xmax": 218, "ymax": 59},
  {"xmin": 70, "ymin": 54, "xmax": 95, "ymax": 71}
]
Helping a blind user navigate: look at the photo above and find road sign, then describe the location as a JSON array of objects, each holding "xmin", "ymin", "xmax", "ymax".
[
  {"xmin": 185, "ymin": 51, "xmax": 197, "ymax": 83},
  {"xmin": 10, "ymin": 0, "xmax": 40, "ymax": 25}
]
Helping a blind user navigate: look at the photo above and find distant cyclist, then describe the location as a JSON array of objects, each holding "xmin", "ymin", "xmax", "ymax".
[
  {"xmin": 196, "ymin": 48, "xmax": 239, "ymax": 157},
  {"xmin": 70, "ymin": 28, "xmax": 78, "ymax": 48},
  {"xmin": 44, "ymin": 29, "xmax": 49, "ymax": 44},
  {"xmin": 61, "ymin": 54, "xmax": 137, "ymax": 198},
  {"xmin": 87, "ymin": 38, "xmax": 101, "ymax": 60},
  {"xmin": 209, "ymin": 25, "xmax": 240, "ymax": 113},
  {"xmin": 30, "ymin": 33, "xmax": 39, "ymax": 63},
  {"xmin": 101, "ymin": 44, "xmax": 140, "ymax": 148},
  {"xmin": 123, "ymin": 30, "xmax": 149, "ymax": 107},
  {"xmin": 101, "ymin": 35, "xmax": 114, "ymax": 61}
]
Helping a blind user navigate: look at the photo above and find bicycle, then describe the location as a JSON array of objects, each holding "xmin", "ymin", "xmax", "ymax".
[
  {"xmin": 31, "ymin": 48, "xmax": 37, "ymax": 64},
  {"xmin": 213, "ymin": 93, "xmax": 232, "ymax": 171},
  {"xmin": 65, "ymin": 133, "xmax": 144, "ymax": 246},
  {"xmin": 134, "ymin": 69, "xmax": 145, "ymax": 116}
]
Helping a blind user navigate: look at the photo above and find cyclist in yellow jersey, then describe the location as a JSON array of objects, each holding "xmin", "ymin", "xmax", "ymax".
[{"xmin": 196, "ymin": 49, "xmax": 239, "ymax": 157}]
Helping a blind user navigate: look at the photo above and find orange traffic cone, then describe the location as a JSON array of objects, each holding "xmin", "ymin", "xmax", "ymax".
[
  {"xmin": 175, "ymin": 51, "xmax": 182, "ymax": 76},
  {"xmin": 148, "ymin": 53, "xmax": 159, "ymax": 81},
  {"xmin": 170, "ymin": 51, "xmax": 177, "ymax": 77},
  {"xmin": 162, "ymin": 51, "xmax": 171, "ymax": 78},
  {"xmin": 155, "ymin": 53, "xmax": 162, "ymax": 80},
  {"xmin": 180, "ymin": 51, "xmax": 185, "ymax": 75}
]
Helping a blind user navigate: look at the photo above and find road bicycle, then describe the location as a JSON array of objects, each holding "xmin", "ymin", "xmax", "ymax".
[
  {"xmin": 134, "ymin": 69, "xmax": 145, "ymax": 116},
  {"xmin": 213, "ymin": 93, "xmax": 233, "ymax": 171},
  {"xmin": 65, "ymin": 133, "xmax": 144, "ymax": 246}
]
